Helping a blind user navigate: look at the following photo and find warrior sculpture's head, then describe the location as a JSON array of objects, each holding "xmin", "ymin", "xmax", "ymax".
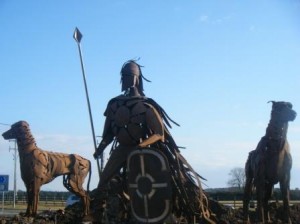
[{"xmin": 120, "ymin": 60, "xmax": 149, "ymax": 96}]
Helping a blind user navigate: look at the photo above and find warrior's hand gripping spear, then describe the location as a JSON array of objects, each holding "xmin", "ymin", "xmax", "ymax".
[{"xmin": 73, "ymin": 27, "xmax": 102, "ymax": 177}]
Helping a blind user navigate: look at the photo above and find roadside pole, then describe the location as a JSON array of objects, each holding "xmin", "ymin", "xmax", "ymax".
[
  {"xmin": 9, "ymin": 140, "xmax": 17, "ymax": 208},
  {"xmin": 2, "ymin": 192, "xmax": 4, "ymax": 214}
]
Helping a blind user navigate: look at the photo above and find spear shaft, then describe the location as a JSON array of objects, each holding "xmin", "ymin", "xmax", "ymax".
[{"xmin": 73, "ymin": 27, "xmax": 101, "ymax": 178}]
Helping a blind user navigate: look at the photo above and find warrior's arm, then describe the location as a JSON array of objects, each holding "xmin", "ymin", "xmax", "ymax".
[
  {"xmin": 139, "ymin": 134, "xmax": 163, "ymax": 148},
  {"xmin": 138, "ymin": 105, "xmax": 165, "ymax": 148},
  {"xmin": 94, "ymin": 116, "xmax": 114, "ymax": 158}
]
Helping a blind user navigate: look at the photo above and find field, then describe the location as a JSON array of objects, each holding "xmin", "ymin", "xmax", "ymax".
[
  {"xmin": 1, "ymin": 202, "xmax": 65, "ymax": 211},
  {"xmin": 1, "ymin": 192, "xmax": 300, "ymax": 223}
]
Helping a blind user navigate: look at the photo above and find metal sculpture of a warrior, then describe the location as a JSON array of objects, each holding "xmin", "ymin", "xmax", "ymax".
[{"xmin": 93, "ymin": 60, "xmax": 215, "ymax": 224}]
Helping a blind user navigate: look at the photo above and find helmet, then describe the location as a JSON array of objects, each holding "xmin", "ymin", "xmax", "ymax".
[
  {"xmin": 121, "ymin": 61, "xmax": 141, "ymax": 77},
  {"xmin": 121, "ymin": 60, "xmax": 145, "ymax": 95},
  {"xmin": 121, "ymin": 60, "xmax": 150, "ymax": 96}
]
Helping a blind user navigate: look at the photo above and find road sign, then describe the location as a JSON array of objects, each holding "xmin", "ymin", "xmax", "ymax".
[{"xmin": 0, "ymin": 175, "xmax": 9, "ymax": 192}]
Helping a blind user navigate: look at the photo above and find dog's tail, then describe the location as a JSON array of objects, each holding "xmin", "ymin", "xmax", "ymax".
[{"xmin": 86, "ymin": 160, "xmax": 92, "ymax": 193}]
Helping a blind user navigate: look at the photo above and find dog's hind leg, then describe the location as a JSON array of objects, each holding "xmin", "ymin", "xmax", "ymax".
[
  {"xmin": 243, "ymin": 178, "xmax": 252, "ymax": 223},
  {"xmin": 64, "ymin": 173, "xmax": 90, "ymax": 216},
  {"xmin": 280, "ymin": 179, "xmax": 292, "ymax": 224},
  {"xmin": 243, "ymin": 154, "xmax": 253, "ymax": 224}
]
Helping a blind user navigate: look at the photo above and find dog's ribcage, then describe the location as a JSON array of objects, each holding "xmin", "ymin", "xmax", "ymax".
[{"xmin": 20, "ymin": 148, "xmax": 89, "ymax": 185}]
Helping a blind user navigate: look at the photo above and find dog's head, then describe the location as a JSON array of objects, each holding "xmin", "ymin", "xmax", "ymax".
[
  {"xmin": 2, "ymin": 121, "xmax": 30, "ymax": 140},
  {"xmin": 268, "ymin": 101, "xmax": 297, "ymax": 122}
]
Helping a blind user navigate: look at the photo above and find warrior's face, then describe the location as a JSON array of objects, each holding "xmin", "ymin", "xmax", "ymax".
[
  {"xmin": 121, "ymin": 61, "xmax": 142, "ymax": 93},
  {"xmin": 120, "ymin": 60, "xmax": 146, "ymax": 96},
  {"xmin": 121, "ymin": 74, "xmax": 139, "ymax": 92}
]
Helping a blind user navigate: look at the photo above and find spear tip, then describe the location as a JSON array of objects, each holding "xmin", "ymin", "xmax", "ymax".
[{"xmin": 73, "ymin": 27, "xmax": 83, "ymax": 43}]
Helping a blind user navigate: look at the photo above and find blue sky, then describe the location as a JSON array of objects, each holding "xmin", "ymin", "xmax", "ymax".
[{"xmin": 0, "ymin": 0, "xmax": 300, "ymax": 192}]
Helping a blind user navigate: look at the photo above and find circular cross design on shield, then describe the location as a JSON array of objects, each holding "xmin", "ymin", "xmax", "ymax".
[{"xmin": 127, "ymin": 148, "xmax": 172, "ymax": 223}]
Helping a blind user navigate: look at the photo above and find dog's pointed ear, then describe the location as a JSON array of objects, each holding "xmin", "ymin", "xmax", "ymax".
[{"xmin": 267, "ymin": 101, "xmax": 275, "ymax": 105}]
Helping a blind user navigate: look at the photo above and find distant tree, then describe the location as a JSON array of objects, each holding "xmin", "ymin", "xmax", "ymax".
[{"xmin": 227, "ymin": 167, "xmax": 245, "ymax": 189}]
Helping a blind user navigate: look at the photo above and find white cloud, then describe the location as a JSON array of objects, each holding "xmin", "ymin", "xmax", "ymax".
[
  {"xmin": 211, "ymin": 15, "xmax": 232, "ymax": 25},
  {"xmin": 35, "ymin": 134, "xmax": 93, "ymax": 153},
  {"xmin": 199, "ymin": 15, "xmax": 209, "ymax": 22},
  {"xmin": 198, "ymin": 14, "xmax": 232, "ymax": 24},
  {"xmin": 1, "ymin": 130, "xmax": 299, "ymax": 192}
]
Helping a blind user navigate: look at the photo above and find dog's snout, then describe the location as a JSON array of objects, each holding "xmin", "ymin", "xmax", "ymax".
[
  {"xmin": 2, "ymin": 129, "xmax": 12, "ymax": 140},
  {"xmin": 2, "ymin": 131, "xmax": 8, "ymax": 139}
]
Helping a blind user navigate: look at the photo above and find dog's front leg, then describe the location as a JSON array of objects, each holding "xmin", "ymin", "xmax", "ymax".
[
  {"xmin": 25, "ymin": 182, "xmax": 34, "ymax": 216},
  {"xmin": 32, "ymin": 178, "xmax": 42, "ymax": 216}
]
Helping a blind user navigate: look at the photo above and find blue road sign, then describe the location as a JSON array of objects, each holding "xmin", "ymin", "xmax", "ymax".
[{"xmin": 0, "ymin": 175, "xmax": 9, "ymax": 192}]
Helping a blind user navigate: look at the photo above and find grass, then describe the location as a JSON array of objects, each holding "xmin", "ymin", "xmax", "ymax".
[{"xmin": 1, "ymin": 201, "xmax": 65, "ymax": 211}]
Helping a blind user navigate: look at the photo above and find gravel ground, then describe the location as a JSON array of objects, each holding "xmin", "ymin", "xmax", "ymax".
[{"xmin": 0, "ymin": 201, "xmax": 299, "ymax": 223}]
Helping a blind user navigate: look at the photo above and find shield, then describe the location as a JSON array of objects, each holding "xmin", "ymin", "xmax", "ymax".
[{"xmin": 127, "ymin": 147, "xmax": 172, "ymax": 224}]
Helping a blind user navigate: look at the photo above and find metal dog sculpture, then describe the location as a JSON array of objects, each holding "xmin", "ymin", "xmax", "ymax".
[
  {"xmin": 243, "ymin": 101, "xmax": 297, "ymax": 223},
  {"xmin": 2, "ymin": 121, "xmax": 91, "ymax": 216}
]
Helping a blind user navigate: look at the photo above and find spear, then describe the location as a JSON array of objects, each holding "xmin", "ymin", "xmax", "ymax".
[{"xmin": 73, "ymin": 27, "xmax": 101, "ymax": 178}]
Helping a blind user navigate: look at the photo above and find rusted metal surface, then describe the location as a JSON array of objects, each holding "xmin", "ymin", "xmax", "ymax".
[
  {"xmin": 243, "ymin": 101, "xmax": 297, "ymax": 223},
  {"xmin": 127, "ymin": 148, "xmax": 172, "ymax": 223},
  {"xmin": 93, "ymin": 60, "xmax": 216, "ymax": 223},
  {"xmin": 2, "ymin": 121, "xmax": 91, "ymax": 217}
]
